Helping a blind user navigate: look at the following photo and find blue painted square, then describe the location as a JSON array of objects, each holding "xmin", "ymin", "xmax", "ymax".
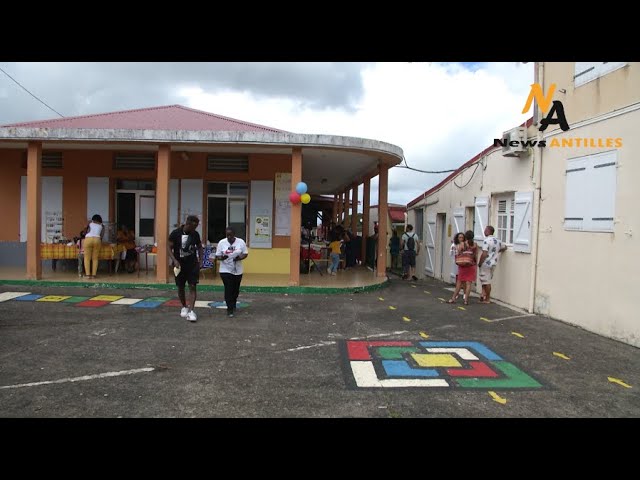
[
  {"xmin": 130, "ymin": 301, "xmax": 163, "ymax": 309},
  {"xmin": 14, "ymin": 294, "xmax": 44, "ymax": 301},
  {"xmin": 382, "ymin": 360, "xmax": 439, "ymax": 377}
]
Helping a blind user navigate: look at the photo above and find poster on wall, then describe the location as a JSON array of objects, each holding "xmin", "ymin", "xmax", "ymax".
[
  {"xmin": 249, "ymin": 180, "xmax": 273, "ymax": 248},
  {"xmin": 275, "ymin": 172, "xmax": 291, "ymax": 236}
]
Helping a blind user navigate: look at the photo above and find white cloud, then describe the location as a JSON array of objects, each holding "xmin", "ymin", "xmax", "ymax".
[{"xmin": 179, "ymin": 62, "xmax": 533, "ymax": 205}]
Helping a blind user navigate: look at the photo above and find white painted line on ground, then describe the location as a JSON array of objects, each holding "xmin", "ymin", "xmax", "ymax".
[
  {"xmin": 0, "ymin": 367, "xmax": 155, "ymax": 390},
  {"xmin": 350, "ymin": 361, "xmax": 449, "ymax": 388},
  {"xmin": 111, "ymin": 298, "xmax": 143, "ymax": 305},
  {"xmin": 425, "ymin": 348, "xmax": 479, "ymax": 360},
  {"xmin": 194, "ymin": 301, "xmax": 211, "ymax": 308},
  {"xmin": 0, "ymin": 292, "xmax": 31, "ymax": 302},
  {"xmin": 279, "ymin": 331, "xmax": 410, "ymax": 353},
  {"xmin": 483, "ymin": 314, "xmax": 535, "ymax": 323}
]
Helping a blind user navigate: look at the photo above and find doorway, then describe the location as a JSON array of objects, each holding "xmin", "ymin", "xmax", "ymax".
[
  {"xmin": 437, "ymin": 213, "xmax": 446, "ymax": 279},
  {"xmin": 115, "ymin": 190, "xmax": 156, "ymax": 247}
]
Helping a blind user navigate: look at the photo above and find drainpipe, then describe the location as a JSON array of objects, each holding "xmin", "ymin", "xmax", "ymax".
[{"xmin": 528, "ymin": 61, "xmax": 544, "ymax": 313}]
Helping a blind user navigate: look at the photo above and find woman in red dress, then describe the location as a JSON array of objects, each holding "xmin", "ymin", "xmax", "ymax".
[{"xmin": 456, "ymin": 230, "xmax": 479, "ymax": 305}]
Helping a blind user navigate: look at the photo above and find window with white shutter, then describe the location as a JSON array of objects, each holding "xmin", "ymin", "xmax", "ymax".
[
  {"xmin": 474, "ymin": 196, "xmax": 488, "ymax": 241},
  {"xmin": 574, "ymin": 62, "xmax": 627, "ymax": 87},
  {"xmin": 493, "ymin": 193, "xmax": 515, "ymax": 245},
  {"xmin": 564, "ymin": 151, "xmax": 617, "ymax": 232},
  {"xmin": 513, "ymin": 191, "xmax": 533, "ymax": 253}
]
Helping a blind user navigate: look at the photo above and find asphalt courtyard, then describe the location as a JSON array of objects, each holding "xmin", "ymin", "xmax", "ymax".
[{"xmin": 0, "ymin": 277, "xmax": 638, "ymax": 418}]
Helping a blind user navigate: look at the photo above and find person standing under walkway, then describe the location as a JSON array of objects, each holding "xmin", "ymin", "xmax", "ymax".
[
  {"xmin": 401, "ymin": 224, "xmax": 420, "ymax": 281},
  {"xmin": 83, "ymin": 214, "xmax": 104, "ymax": 279},
  {"xmin": 478, "ymin": 225, "xmax": 507, "ymax": 304},
  {"xmin": 216, "ymin": 227, "xmax": 249, "ymax": 318},
  {"xmin": 456, "ymin": 230, "xmax": 479, "ymax": 305},
  {"xmin": 168, "ymin": 215, "xmax": 204, "ymax": 322}
]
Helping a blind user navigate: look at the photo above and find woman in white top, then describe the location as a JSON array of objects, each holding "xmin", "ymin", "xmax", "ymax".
[{"xmin": 83, "ymin": 214, "xmax": 104, "ymax": 279}]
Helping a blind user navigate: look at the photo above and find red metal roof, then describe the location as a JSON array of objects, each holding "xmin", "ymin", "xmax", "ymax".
[
  {"xmin": 407, "ymin": 117, "xmax": 534, "ymax": 208},
  {"xmin": 1, "ymin": 104, "xmax": 286, "ymax": 133},
  {"xmin": 389, "ymin": 208, "xmax": 406, "ymax": 223}
]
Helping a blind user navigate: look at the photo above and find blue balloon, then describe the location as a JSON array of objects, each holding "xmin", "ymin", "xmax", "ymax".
[{"xmin": 296, "ymin": 182, "xmax": 308, "ymax": 195}]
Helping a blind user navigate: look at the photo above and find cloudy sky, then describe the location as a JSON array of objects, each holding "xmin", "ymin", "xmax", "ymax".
[{"xmin": 0, "ymin": 62, "xmax": 533, "ymax": 206}]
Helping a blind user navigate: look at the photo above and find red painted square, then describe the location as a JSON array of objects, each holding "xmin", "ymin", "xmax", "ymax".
[
  {"xmin": 75, "ymin": 300, "xmax": 110, "ymax": 308},
  {"xmin": 447, "ymin": 361, "xmax": 499, "ymax": 377},
  {"xmin": 163, "ymin": 299, "xmax": 184, "ymax": 307},
  {"xmin": 347, "ymin": 340, "xmax": 413, "ymax": 361}
]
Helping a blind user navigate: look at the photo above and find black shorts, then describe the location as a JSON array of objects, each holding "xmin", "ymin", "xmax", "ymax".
[
  {"xmin": 402, "ymin": 250, "xmax": 416, "ymax": 267},
  {"xmin": 175, "ymin": 263, "xmax": 199, "ymax": 288}
]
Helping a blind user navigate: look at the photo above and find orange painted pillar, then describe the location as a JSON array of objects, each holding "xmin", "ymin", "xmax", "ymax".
[
  {"xmin": 351, "ymin": 182, "xmax": 358, "ymax": 233},
  {"xmin": 361, "ymin": 177, "xmax": 370, "ymax": 263},
  {"xmin": 289, "ymin": 147, "xmax": 303, "ymax": 286},
  {"xmin": 26, "ymin": 142, "xmax": 42, "ymax": 280},
  {"xmin": 377, "ymin": 164, "xmax": 389, "ymax": 277},
  {"xmin": 344, "ymin": 188, "xmax": 351, "ymax": 229},
  {"xmin": 156, "ymin": 145, "xmax": 171, "ymax": 283},
  {"xmin": 337, "ymin": 192, "xmax": 343, "ymax": 225}
]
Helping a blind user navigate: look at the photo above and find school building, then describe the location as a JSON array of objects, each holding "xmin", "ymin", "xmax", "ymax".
[{"xmin": 0, "ymin": 105, "xmax": 403, "ymax": 288}]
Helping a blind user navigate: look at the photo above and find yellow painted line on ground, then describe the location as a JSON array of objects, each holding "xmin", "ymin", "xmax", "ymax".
[
  {"xmin": 511, "ymin": 332, "xmax": 525, "ymax": 338},
  {"xmin": 553, "ymin": 352, "xmax": 571, "ymax": 360},
  {"xmin": 457, "ymin": 306, "xmax": 466, "ymax": 311},
  {"xmin": 480, "ymin": 317, "xmax": 491, "ymax": 322},
  {"xmin": 424, "ymin": 291, "xmax": 431, "ymax": 294},
  {"xmin": 402, "ymin": 316, "xmax": 411, "ymax": 322},
  {"xmin": 419, "ymin": 332, "xmax": 430, "ymax": 339},
  {"xmin": 437, "ymin": 297, "xmax": 446, "ymax": 302},
  {"xmin": 378, "ymin": 297, "xmax": 385, "ymax": 301},
  {"xmin": 608, "ymin": 377, "xmax": 632, "ymax": 389},
  {"xmin": 489, "ymin": 391, "xmax": 507, "ymax": 404},
  {"xmin": 389, "ymin": 306, "xmax": 397, "ymax": 310}
]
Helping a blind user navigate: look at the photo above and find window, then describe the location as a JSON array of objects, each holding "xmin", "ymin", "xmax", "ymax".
[
  {"xmin": 494, "ymin": 193, "xmax": 515, "ymax": 244},
  {"xmin": 414, "ymin": 208, "xmax": 424, "ymax": 241},
  {"xmin": 207, "ymin": 182, "xmax": 249, "ymax": 243},
  {"xmin": 564, "ymin": 151, "xmax": 617, "ymax": 232},
  {"xmin": 574, "ymin": 62, "xmax": 626, "ymax": 87},
  {"xmin": 114, "ymin": 153, "xmax": 155, "ymax": 170},
  {"xmin": 207, "ymin": 156, "xmax": 249, "ymax": 172}
]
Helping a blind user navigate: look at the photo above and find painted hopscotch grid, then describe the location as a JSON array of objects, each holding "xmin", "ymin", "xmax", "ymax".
[
  {"xmin": 0, "ymin": 292, "xmax": 248, "ymax": 311},
  {"xmin": 341, "ymin": 340, "xmax": 544, "ymax": 390}
]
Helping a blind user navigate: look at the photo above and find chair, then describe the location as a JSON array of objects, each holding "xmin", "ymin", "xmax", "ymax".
[{"xmin": 200, "ymin": 245, "xmax": 216, "ymax": 279}]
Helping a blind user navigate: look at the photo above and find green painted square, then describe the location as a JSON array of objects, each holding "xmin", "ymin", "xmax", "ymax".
[
  {"xmin": 144, "ymin": 297, "xmax": 170, "ymax": 302},
  {"xmin": 63, "ymin": 296, "xmax": 91, "ymax": 303},
  {"xmin": 455, "ymin": 361, "xmax": 542, "ymax": 388},
  {"xmin": 375, "ymin": 347, "xmax": 419, "ymax": 360}
]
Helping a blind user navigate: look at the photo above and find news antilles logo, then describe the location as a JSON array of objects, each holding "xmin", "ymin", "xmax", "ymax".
[{"xmin": 494, "ymin": 83, "xmax": 622, "ymax": 149}]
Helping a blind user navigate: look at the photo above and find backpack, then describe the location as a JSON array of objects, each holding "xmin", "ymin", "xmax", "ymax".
[{"xmin": 406, "ymin": 233, "xmax": 416, "ymax": 251}]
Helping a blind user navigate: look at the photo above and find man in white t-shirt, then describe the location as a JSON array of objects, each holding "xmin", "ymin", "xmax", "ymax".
[
  {"xmin": 215, "ymin": 227, "xmax": 249, "ymax": 317},
  {"xmin": 478, "ymin": 225, "xmax": 507, "ymax": 304}
]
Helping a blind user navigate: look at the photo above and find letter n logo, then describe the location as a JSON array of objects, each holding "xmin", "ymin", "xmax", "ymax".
[{"xmin": 522, "ymin": 83, "xmax": 570, "ymax": 132}]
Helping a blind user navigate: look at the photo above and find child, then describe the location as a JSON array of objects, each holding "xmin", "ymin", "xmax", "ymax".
[
  {"xmin": 76, "ymin": 230, "xmax": 86, "ymax": 277},
  {"xmin": 327, "ymin": 233, "xmax": 342, "ymax": 276}
]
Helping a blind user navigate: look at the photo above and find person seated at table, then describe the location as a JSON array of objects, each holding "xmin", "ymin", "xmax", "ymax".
[{"xmin": 117, "ymin": 225, "xmax": 138, "ymax": 273}]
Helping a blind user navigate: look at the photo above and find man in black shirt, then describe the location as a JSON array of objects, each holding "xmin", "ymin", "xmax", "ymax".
[{"xmin": 168, "ymin": 215, "xmax": 204, "ymax": 322}]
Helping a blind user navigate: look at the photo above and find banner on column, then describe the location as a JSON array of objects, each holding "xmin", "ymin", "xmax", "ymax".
[{"xmin": 275, "ymin": 172, "xmax": 291, "ymax": 236}]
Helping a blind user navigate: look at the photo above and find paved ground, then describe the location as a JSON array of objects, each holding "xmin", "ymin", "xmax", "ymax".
[{"xmin": 0, "ymin": 277, "xmax": 638, "ymax": 417}]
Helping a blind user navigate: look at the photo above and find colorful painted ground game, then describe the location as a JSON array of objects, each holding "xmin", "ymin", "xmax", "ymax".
[{"xmin": 343, "ymin": 340, "xmax": 542, "ymax": 389}]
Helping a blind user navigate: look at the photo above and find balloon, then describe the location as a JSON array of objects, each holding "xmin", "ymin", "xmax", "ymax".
[
  {"xmin": 295, "ymin": 182, "xmax": 308, "ymax": 195},
  {"xmin": 289, "ymin": 192, "xmax": 301, "ymax": 204},
  {"xmin": 300, "ymin": 193, "xmax": 311, "ymax": 204}
]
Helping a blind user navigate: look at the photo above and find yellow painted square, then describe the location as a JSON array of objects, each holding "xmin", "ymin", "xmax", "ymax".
[
  {"xmin": 90, "ymin": 295, "xmax": 124, "ymax": 302},
  {"xmin": 37, "ymin": 295, "xmax": 71, "ymax": 302},
  {"xmin": 411, "ymin": 353, "xmax": 462, "ymax": 368}
]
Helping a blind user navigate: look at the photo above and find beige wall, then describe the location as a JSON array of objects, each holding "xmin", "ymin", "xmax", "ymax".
[
  {"xmin": 536, "ymin": 108, "xmax": 640, "ymax": 347},
  {"xmin": 543, "ymin": 62, "xmax": 640, "ymax": 125},
  {"xmin": 409, "ymin": 140, "xmax": 537, "ymax": 310}
]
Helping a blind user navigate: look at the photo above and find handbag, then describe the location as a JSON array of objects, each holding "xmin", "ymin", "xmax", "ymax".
[{"xmin": 455, "ymin": 250, "xmax": 475, "ymax": 267}]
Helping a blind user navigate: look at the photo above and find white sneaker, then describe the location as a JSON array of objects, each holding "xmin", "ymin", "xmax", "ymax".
[
  {"xmin": 187, "ymin": 310, "xmax": 197, "ymax": 322},
  {"xmin": 327, "ymin": 268, "xmax": 331, "ymax": 274},
  {"xmin": 180, "ymin": 307, "xmax": 189, "ymax": 318}
]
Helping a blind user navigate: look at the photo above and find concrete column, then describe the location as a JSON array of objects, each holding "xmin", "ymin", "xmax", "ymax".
[
  {"xmin": 26, "ymin": 142, "xmax": 42, "ymax": 280},
  {"xmin": 289, "ymin": 147, "xmax": 303, "ymax": 286},
  {"xmin": 361, "ymin": 178, "xmax": 370, "ymax": 263},
  {"xmin": 351, "ymin": 182, "xmax": 358, "ymax": 233},
  {"xmin": 337, "ymin": 192, "xmax": 343, "ymax": 224},
  {"xmin": 332, "ymin": 195, "xmax": 337, "ymax": 225},
  {"xmin": 344, "ymin": 188, "xmax": 351, "ymax": 229},
  {"xmin": 155, "ymin": 145, "xmax": 171, "ymax": 283},
  {"xmin": 377, "ymin": 164, "xmax": 389, "ymax": 277}
]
